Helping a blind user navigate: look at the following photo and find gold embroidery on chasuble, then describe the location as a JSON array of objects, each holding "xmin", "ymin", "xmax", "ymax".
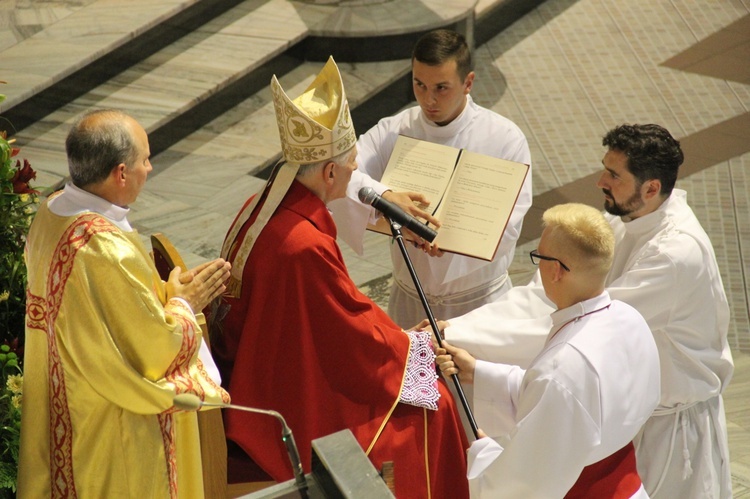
[
  {"xmin": 157, "ymin": 412, "xmax": 179, "ymax": 499},
  {"xmin": 157, "ymin": 300, "xmax": 200, "ymax": 499},
  {"xmin": 162, "ymin": 300, "xmax": 200, "ymax": 395},
  {"xmin": 45, "ymin": 214, "xmax": 117, "ymax": 498},
  {"xmin": 195, "ymin": 355, "xmax": 231, "ymax": 405},
  {"xmin": 25, "ymin": 291, "xmax": 46, "ymax": 330}
]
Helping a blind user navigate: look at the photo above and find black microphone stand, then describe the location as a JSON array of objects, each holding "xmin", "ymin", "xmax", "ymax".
[{"xmin": 387, "ymin": 219, "xmax": 479, "ymax": 439}]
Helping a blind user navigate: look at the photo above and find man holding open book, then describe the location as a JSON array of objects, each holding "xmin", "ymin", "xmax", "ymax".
[{"xmin": 330, "ymin": 29, "xmax": 532, "ymax": 328}]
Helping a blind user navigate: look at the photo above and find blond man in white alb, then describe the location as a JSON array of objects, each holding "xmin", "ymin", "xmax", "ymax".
[{"xmin": 438, "ymin": 203, "xmax": 660, "ymax": 497}]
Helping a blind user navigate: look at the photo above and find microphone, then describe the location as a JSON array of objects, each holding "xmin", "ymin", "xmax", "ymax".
[
  {"xmin": 358, "ymin": 187, "xmax": 438, "ymax": 243},
  {"xmin": 173, "ymin": 393, "xmax": 307, "ymax": 492}
]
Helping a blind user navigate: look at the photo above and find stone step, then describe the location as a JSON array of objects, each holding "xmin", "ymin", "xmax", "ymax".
[
  {"xmin": 1, "ymin": 0, "xmax": 245, "ymax": 128},
  {"xmin": 128, "ymin": 57, "xmax": 411, "ymax": 272},
  {"xmin": 5, "ymin": 0, "xmax": 540, "ymax": 191},
  {"xmin": 9, "ymin": 0, "xmax": 310, "ymax": 188},
  {"xmin": 3, "ymin": 0, "xmax": 544, "ymax": 276}
]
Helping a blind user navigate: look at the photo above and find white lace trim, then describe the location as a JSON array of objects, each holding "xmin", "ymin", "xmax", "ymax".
[{"xmin": 399, "ymin": 331, "xmax": 440, "ymax": 411}]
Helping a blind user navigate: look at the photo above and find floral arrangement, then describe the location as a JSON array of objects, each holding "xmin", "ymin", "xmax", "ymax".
[
  {"xmin": 0, "ymin": 343, "xmax": 22, "ymax": 496},
  {"xmin": 0, "ymin": 85, "xmax": 37, "ymax": 497}
]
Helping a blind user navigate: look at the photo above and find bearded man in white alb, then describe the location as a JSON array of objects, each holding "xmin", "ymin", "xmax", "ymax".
[{"xmin": 444, "ymin": 123, "xmax": 733, "ymax": 498}]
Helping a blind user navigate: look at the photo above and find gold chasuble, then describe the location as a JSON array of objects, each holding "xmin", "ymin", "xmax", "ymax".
[{"xmin": 18, "ymin": 200, "xmax": 230, "ymax": 498}]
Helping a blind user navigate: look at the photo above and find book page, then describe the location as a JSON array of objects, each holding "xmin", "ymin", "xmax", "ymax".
[
  {"xmin": 433, "ymin": 150, "xmax": 529, "ymax": 260},
  {"xmin": 379, "ymin": 135, "xmax": 459, "ymax": 209},
  {"xmin": 368, "ymin": 135, "xmax": 459, "ymax": 237}
]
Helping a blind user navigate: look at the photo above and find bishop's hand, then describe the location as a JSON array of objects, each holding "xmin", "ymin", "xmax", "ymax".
[{"xmin": 381, "ymin": 190, "xmax": 444, "ymax": 257}]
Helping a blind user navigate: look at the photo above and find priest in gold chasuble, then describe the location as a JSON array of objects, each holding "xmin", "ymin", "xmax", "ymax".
[{"xmin": 18, "ymin": 110, "xmax": 231, "ymax": 498}]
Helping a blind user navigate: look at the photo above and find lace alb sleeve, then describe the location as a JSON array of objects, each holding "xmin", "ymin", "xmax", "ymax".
[{"xmin": 399, "ymin": 330, "xmax": 441, "ymax": 411}]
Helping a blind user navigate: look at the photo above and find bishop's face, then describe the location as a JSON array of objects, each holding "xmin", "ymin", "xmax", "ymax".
[
  {"xmin": 412, "ymin": 59, "xmax": 474, "ymax": 127},
  {"xmin": 596, "ymin": 149, "xmax": 646, "ymax": 219}
]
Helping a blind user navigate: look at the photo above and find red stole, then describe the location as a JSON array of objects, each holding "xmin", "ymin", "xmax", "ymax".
[{"xmin": 565, "ymin": 442, "xmax": 641, "ymax": 498}]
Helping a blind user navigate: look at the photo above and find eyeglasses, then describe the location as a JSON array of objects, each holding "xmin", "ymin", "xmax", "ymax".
[{"xmin": 529, "ymin": 250, "xmax": 570, "ymax": 272}]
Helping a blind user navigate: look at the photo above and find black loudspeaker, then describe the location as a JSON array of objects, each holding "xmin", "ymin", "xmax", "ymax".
[{"xmin": 240, "ymin": 429, "xmax": 395, "ymax": 498}]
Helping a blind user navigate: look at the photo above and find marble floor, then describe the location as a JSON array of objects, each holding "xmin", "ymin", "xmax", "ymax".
[{"xmin": 2, "ymin": 0, "xmax": 749, "ymax": 495}]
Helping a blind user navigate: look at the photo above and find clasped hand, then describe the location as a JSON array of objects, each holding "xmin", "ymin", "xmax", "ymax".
[{"xmin": 166, "ymin": 259, "xmax": 232, "ymax": 312}]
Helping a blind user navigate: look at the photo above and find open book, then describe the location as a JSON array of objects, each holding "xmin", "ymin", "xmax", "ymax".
[{"xmin": 367, "ymin": 135, "xmax": 529, "ymax": 261}]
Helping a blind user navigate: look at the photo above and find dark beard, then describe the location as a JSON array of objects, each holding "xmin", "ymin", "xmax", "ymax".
[{"xmin": 602, "ymin": 189, "xmax": 643, "ymax": 217}]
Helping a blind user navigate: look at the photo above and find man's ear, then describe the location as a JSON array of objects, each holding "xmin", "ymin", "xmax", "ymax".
[
  {"xmin": 642, "ymin": 179, "xmax": 662, "ymax": 201},
  {"xmin": 324, "ymin": 161, "xmax": 335, "ymax": 182},
  {"xmin": 112, "ymin": 163, "xmax": 127, "ymax": 186},
  {"xmin": 552, "ymin": 261, "xmax": 566, "ymax": 282},
  {"xmin": 464, "ymin": 71, "xmax": 475, "ymax": 94}
]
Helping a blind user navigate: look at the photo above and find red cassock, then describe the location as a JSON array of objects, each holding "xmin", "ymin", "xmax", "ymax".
[{"xmin": 213, "ymin": 180, "xmax": 469, "ymax": 499}]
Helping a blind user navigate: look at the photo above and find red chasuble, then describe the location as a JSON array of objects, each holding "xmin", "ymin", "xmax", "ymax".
[{"xmin": 213, "ymin": 180, "xmax": 469, "ymax": 498}]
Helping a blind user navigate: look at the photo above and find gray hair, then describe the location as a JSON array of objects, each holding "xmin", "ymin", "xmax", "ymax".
[
  {"xmin": 296, "ymin": 148, "xmax": 353, "ymax": 177},
  {"xmin": 66, "ymin": 109, "xmax": 138, "ymax": 187}
]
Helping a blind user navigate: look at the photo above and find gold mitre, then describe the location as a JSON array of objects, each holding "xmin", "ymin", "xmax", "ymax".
[{"xmin": 271, "ymin": 56, "xmax": 356, "ymax": 164}]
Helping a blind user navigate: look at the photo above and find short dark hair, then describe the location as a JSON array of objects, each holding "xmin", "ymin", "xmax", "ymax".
[
  {"xmin": 602, "ymin": 124, "xmax": 683, "ymax": 196},
  {"xmin": 66, "ymin": 109, "xmax": 138, "ymax": 188},
  {"xmin": 412, "ymin": 29, "xmax": 473, "ymax": 80}
]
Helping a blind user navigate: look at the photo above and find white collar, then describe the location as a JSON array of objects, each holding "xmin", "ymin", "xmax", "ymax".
[
  {"xmin": 48, "ymin": 182, "xmax": 132, "ymax": 232},
  {"xmin": 418, "ymin": 95, "xmax": 476, "ymax": 139},
  {"xmin": 620, "ymin": 189, "xmax": 686, "ymax": 236},
  {"xmin": 548, "ymin": 291, "xmax": 612, "ymax": 343}
]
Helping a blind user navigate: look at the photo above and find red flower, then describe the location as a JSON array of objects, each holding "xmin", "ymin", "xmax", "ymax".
[
  {"xmin": 11, "ymin": 159, "xmax": 38, "ymax": 195},
  {"xmin": 1, "ymin": 130, "xmax": 20, "ymax": 161}
]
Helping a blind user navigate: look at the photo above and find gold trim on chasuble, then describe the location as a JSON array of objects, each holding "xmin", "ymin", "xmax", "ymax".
[
  {"xmin": 157, "ymin": 299, "xmax": 200, "ymax": 499},
  {"xmin": 364, "ymin": 332, "xmax": 431, "ymax": 496},
  {"xmin": 195, "ymin": 355, "xmax": 231, "ymax": 404},
  {"xmin": 43, "ymin": 214, "xmax": 117, "ymax": 498},
  {"xmin": 220, "ymin": 162, "xmax": 299, "ymax": 298},
  {"xmin": 38, "ymin": 215, "xmax": 206, "ymax": 499},
  {"xmin": 157, "ymin": 413, "xmax": 178, "ymax": 498},
  {"xmin": 25, "ymin": 290, "xmax": 46, "ymax": 330},
  {"xmin": 423, "ymin": 407, "xmax": 431, "ymax": 499}
]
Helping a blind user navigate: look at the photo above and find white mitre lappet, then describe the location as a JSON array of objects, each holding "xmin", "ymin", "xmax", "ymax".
[{"xmin": 220, "ymin": 56, "xmax": 356, "ymax": 297}]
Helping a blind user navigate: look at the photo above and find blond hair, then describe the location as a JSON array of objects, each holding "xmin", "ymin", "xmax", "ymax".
[{"xmin": 542, "ymin": 203, "xmax": 614, "ymax": 276}]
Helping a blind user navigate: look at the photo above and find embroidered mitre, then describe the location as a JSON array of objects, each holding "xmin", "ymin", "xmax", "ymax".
[
  {"xmin": 271, "ymin": 56, "xmax": 356, "ymax": 164},
  {"xmin": 220, "ymin": 57, "xmax": 356, "ymax": 298}
]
